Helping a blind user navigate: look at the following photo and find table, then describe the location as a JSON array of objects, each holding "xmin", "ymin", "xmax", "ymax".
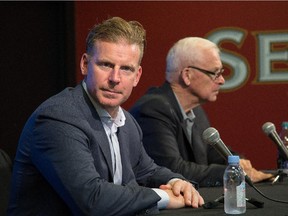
[{"xmin": 160, "ymin": 178, "xmax": 288, "ymax": 215}]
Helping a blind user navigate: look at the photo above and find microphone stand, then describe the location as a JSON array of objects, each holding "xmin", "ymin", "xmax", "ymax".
[
  {"xmin": 202, "ymin": 194, "xmax": 264, "ymax": 209},
  {"xmin": 202, "ymin": 174, "xmax": 265, "ymax": 209}
]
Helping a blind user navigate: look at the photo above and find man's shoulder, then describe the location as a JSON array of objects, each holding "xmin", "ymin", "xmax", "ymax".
[
  {"xmin": 33, "ymin": 85, "xmax": 87, "ymax": 119},
  {"xmin": 130, "ymin": 93, "xmax": 170, "ymax": 118},
  {"xmin": 132, "ymin": 85, "xmax": 172, "ymax": 110},
  {"xmin": 45, "ymin": 85, "xmax": 82, "ymax": 104}
]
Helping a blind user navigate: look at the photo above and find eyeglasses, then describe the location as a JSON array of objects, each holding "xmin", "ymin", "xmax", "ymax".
[{"xmin": 187, "ymin": 66, "xmax": 224, "ymax": 80}]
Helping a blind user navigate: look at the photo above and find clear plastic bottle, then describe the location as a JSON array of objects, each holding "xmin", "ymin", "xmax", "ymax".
[
  {"xmin": 278, "ymin": 121, "xmax": 288, "ymax": 170},
  {"xmin": 224, "ymin": 155, "xmax": 246, "ymax": 214}
]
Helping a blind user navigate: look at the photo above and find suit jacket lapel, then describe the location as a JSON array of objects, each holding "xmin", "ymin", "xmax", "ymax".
[
  {"xmin": 161, "ymin": 82, "xmax": 194, "ymax": 148},
  {"xmin": 74, "ymin": 85, "xmax": 114, "ymax": 178},
  {"xmin": 117, "ymin": 123, "xmax": 136, "ymax": 184},
  {"xmin": 192, "ymin": 108, "xmax": 208, "ymax": 164}
]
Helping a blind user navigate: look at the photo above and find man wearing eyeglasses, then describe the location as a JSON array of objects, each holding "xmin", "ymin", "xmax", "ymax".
[{"xmin": 130, "ymin": 37, "xmax": 273, "ymax": 187}]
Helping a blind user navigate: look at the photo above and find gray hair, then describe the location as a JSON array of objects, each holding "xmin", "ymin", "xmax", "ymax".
[{"xmin": 165, "ymin": 37, "xmax": 219, "ymax": 82}]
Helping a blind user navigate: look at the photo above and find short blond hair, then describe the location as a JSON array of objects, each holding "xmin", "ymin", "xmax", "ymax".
[{"xmin": 86, "ymin": 17, "xmax": 146, "ymax": 64}]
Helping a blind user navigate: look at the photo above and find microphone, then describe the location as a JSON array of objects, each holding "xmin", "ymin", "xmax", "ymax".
[
  {"xmin": 202, "ymin": 127, "xmax": 253, "ymax": 187},
  {"xmin": 262, "ymin": 122, "xmax": 288, "ymax": 161},
  {"xmin": 202, "ymin": 127, "xmax": 232, "ymax": 161}
]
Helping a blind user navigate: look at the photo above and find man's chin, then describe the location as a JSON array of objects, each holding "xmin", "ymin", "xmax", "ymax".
[
  {"xmin": 100, "ymin": 97, "xmax": 125, "ymax": 108},
  {"xmin": 208, "ymin": 96, "xmax": 218, "ymax": 102}
]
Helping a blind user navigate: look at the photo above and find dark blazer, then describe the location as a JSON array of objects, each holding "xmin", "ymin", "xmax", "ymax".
[
  {"xmin": 130, "ymin": 82, "xmax": 227, "ymax": 187},
  {"xmin": 7, "ymin": 84, "xmax": 184, "ymax": 216}
]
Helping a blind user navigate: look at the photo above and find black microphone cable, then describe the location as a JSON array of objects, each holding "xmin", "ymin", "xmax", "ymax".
[{"xmin": 245, "ymin": 173, "xmax": 288, "ymax": 204}]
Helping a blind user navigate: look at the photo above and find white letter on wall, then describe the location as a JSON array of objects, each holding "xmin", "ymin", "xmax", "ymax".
[
  {"xmin": 207, "ymin": 28, "xmax": 249, "ymax": 91},
  {"xmin": 254, "ymin": 32, "xmax": 288, "ymax": 82}
]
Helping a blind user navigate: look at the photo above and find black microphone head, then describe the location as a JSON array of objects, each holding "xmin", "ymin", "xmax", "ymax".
[
  {"xmin": 202, "ymin": 127, "xmax": 220, "ymax": 145},
  {"xmin": 262, "ymin": 122, "xmax": 276, "ymax": 135}
]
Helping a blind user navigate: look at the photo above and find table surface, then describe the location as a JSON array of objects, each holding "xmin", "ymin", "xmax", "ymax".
[{"xmin": 159, "ymin": 177, "xmax": 288, "ymax": 216}]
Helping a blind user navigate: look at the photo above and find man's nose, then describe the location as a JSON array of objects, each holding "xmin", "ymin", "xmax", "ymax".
[
  {"xmin": 109, "ymin": 68, "xmax": 121, "ymax": 83},
  {"xmin": 217, "ymin": 74, "xmax": 225, "ymax": 85}
]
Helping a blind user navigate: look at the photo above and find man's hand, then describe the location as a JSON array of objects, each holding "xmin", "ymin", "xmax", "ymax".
[
  {"xmin": 240, "ymin": 159, "xmax": 274, "ymax": 183},
  {"xmin": 161, "ymin": 189, "xmax": 185, "ymax": 209},
  {"xmin": 159, "ymin": 179, "xmax": 204, "ymax": 209}
]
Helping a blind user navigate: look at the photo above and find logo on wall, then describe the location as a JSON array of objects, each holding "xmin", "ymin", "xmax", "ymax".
[{"xmin": 206, "ymin": 27, "xmax": 288, "ymax": 91}]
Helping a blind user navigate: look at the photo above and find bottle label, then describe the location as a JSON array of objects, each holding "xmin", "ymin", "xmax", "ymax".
[{"xmin": 236, "ymin": 181, "xmax": 246, "ymax": 207}]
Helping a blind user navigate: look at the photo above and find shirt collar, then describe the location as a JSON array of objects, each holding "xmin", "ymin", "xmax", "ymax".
[
  {"xmin": 173, "ymin": 91, "xmax": 195, "ymax": 122},
  {"xmin": 82, "ymin": 81, "xmax": 126, "ymax": 128}
]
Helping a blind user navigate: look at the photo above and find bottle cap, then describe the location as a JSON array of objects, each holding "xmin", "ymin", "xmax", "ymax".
[
  {"xmin": 228, "ymin": 155, "xmax": 240, "ymax": 164},
  {"xmin": 282, "ymin": 122, "xmax": 288, "ymax": 128}
]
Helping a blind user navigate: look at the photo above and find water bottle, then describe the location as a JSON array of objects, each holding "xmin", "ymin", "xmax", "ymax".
[
  {"xmin": 224, "ymin": 155, "xmax": 246, "ymax": 214},
  {"xmin": 277, "ymin": 121, "xmax": 288, "ymax": 170}
]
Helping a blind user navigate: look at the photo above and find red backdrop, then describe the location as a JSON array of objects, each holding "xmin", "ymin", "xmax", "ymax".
[{"xmin": 74, "ymin": 1, "xmax": 288, "ymax": 170}]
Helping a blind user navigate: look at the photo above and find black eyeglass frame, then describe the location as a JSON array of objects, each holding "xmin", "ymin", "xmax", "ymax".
[{"xmin": 187, "ymin": 66, "xmax": 224, "ymax": 80}]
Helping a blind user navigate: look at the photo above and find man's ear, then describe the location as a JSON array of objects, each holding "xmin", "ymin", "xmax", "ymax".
[
  {"xmin": 80, "ymin": 53, "xmax": 89, "ymax": 76},
  {"xmin": 181, "ymin": 68, "xmax": 191, "ymax": 86},
  {"xmin": 133, "ymin": 66, "xmax": 142, "ymax": 87}
]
